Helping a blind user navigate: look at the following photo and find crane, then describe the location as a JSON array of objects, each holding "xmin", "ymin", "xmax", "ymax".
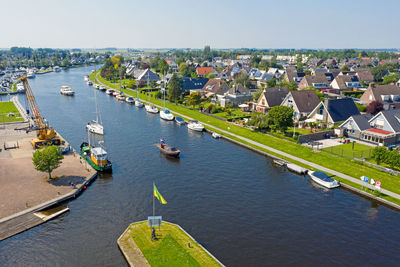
[{"xmin": 21, "ymin": 77, "xmax": 63, "ymax": 148}]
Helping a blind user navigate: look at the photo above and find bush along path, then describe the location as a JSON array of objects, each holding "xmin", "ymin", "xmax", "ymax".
[{"xmin": 92, "ymin": 71, "xmax": 400, "ymax": 207}]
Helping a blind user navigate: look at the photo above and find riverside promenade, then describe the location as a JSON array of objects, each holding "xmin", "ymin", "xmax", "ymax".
[
  {"xmin": 94, "ymin": 73, "xmax": 400, "ymax": 208},
  {"xmin": 0, "ymin": 97, "xmax": 97, "ymax": 240}
]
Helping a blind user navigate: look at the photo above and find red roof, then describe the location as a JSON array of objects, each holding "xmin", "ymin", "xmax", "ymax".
[
  {"xmin": 196, "ymin": 67, "xmax": 213, "ymax": 75},
  {"xmin": 366, "ymin": 128, "xmax": 392, "ymax": 135}
]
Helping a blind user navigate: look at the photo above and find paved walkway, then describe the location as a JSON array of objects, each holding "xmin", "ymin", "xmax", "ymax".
[{"xmin": 94, "ymin": 74, "xmax": 400, "ymax": 201}]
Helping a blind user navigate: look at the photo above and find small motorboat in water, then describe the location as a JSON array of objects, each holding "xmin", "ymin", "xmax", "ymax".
[
  {"xmin": 86, "ymin": 120, "xmax": 104, "ymax": 135},
  {"xmin": 135, "ymin": 99, "xmax": 144, "ymax": 108},
  {"xmin": 87, "ymin": 81, "xmax": 93, "ymax": 86},
  {"xmin": 308, "ymin": 171, "xmax": 340, "ymax": 189},
  {"xmin": 187, "ymin": 120, "xmax": 204, "ymax": 132},
  {"xmin": 60, "ymin": 85, "xmax": 74, "ymax": 96},
  {"xmin": 106, "ymin": 89, "xmax": 115, "ymax": 95},
  {"xmin": 212, "ymin": 132, "xmax": 222, "ymax": 139},
  {"xmin": 175, "ymin": 116, "xmax": 186, "ymax": 125},
  {"xmin": 99, "ymin": 85, "xmax": 106, "ymax": 91},
  {"xmin": 145, "ymin": 104, "xmax": 158, "ymax": 113},
  {"xmin": 160, "ymin": 109, "xmax": 174, "ymax": 121},
  {"xmin": 159, "ymin": 138, "xmax": 180, "ymax": 158},
  {"xmin": 125, "ymin": 97, "xmax": 135, "ymax": 104},
  {"xmin": 116, "ymin": 94, "xmax": 126, "ymax": 101}
]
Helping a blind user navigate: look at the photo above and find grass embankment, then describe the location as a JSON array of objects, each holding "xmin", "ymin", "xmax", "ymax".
[
  {"xmin": 123, "ymin": 221, "xmax": 221, "ymax": 267},
  {"xmin": 323, "ymin": 142, "xmax": 373, "ymax": 159},
  {"xmin": 0, "ymin": 101, "xmax": 24, "ymax": 122},
  {"xmin": 92, "ymin": 71, "xmax": 400, "ymax": 198},
  {"xmin": 36, "ymin": 69, "xmax": 54, "ymax": 74}
]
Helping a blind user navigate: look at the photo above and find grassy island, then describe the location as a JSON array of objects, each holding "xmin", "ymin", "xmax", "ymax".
[{"xmin": 118, "ymin": 221, "xmax": 222, "ymax": 267}]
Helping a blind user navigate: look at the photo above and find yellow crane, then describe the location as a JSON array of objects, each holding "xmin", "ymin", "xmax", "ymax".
[{"xmin": 21, "ymin": 77, "xmax": 64, "ymax": 148}]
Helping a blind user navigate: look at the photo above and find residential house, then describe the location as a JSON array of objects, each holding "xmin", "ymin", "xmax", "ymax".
[
  {"xmin": 355, "ymin": 68, "xmax": 374, "ymax": 83},
  {"xmin": 285, "ymin": 69, "xmax": 306, "ymax": 83},
  {"xmin": 196, "ymin": 67, "xmax": 216, "ymax": 77},
  {"xmin": 182, "ymin": 77, "xmax": 209, "ymax": 93},
  {"xmin": 338, "ymin": 114, "xmax": 372, "ymax": 141},
  {"xmin": 267, "ymin": 68, "xmax": 285, "ymax": 79},
  {"xmin": 201, "ymin": 79, "xmax": 229, "ymax": 97},
  {"xmin": 397, "ymin": 79, "xmax": 400, "ymax": 87},
  {"xmin": 307, "ymin": 58, "xmax": 324, "ymax": 67},
  {"xmin": 134, "ymin": 69, "xmax": 160, "ymax": 86},
  {"xmin": 298, "ymin": 73, "xmax": 330, "ymax": 90},
  {"xmin": 280, "ymin": 90, "xmax": 320, "ymax": 121},
  {"xmin": 330, "ymin": 75, "xmax": 362, "ymax": 91},
  {"xmin": 216, "ymin": 84, "xmax": 253, "ymax": 107},
  {"xmin": 360, "ymin": 84, "xmax": 400, "ymax": 110},
  {"xmin": 166, "ymin": 60, "xmax": 178, "ymax": 72},
  {"xmin": 255, "ymin": 87, "xmax": 289, "ymax": 113},
  {"xmin": 307, "ymin": 98, "xmax": 360, "ymax": 126},
  {"xmin": 339, "ymin": 110, "xmax": 400, "ymax": 146}
]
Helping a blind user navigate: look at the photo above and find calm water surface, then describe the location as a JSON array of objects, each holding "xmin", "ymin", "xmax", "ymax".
[{"xmin": 1, "ymin": 66, "xmax": 400, "ymax": 266}]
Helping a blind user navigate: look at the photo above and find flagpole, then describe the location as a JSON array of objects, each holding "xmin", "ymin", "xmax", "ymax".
[{"xmin": 153, "ymin": 182, "xmax": 155, "ymax": 218}]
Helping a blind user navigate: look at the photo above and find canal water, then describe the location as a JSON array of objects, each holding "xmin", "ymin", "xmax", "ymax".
[{"xmin": 1, "ymin": 65, "xmax": 400, "ymax": 266}]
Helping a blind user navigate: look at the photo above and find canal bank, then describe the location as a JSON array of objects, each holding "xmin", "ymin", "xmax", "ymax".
[
  {"xmin": 91, "ymin": 72, "xmax": 400, "ymax": 210},
  {"xmin": 0, "ymin": 97, "xmax": 97, "ymax": 240}
]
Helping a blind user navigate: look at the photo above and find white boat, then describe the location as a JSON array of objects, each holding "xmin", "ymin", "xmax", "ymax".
[
  {"xmin": 116, "ymin": 94, "xmax": 126, "ymax": 101},
  {"xmin": 60, "ymin": 85, "xmax": 75, "ymax": 96},
  {"xmin": 99, "ymin": 85, "xmax": 106, "ymax": 91},
  {"xmin": 135, "ymin": 99, "xmax": 144, "ymax": 108},
  {"xmin": 87, "ymin": 81, "xmax": 93, "ymax": 86},
  {"xmin": 16, "ymin": 83, "xmax": 25, "ymax": 93},
  {"xmin": 86, "ymin": 120, "xmax": 104, "ymax": 135},
  {"xmin": 84, "ymin": 75, "xmax": 89, "ymax": 81},
  {"xmin": 187, "ymin": 120, "xmax": 204, "ymax": 132},
  {"xmin": 86, "ymin": 89, "xmax": 104, "ymax": 135},
  {"xmin": 212, "ymin": 132, "xmax": 222, "ymax": 139},
  {"xmin": 308, "ymin": 171, "xmax": 340, "ymax": 189},
  {"xmin": 145, "ymin": 104, "xmax": 158, "ymax": 113},
  {"xmin": 94, "ymin": 84, "xmax": 99, "ymax": 89},
  {"xmin": 175, "ymin": 116, "xmax": 186, "ymax": 125},
  {"xmin": 54, "ymin": 66, "xmax": 61, "ymax": 72},
  {"xmin": 160, "ymin": 109, "xmax": 174, "ymax": 121},
  {"xmin": 106, "ymin": 89, "xmax": 115, "ymax": 95},
  {"xmin": 27, "ymin": 70, "xmax": 35, "ymax": 79},
  {"xmin": 126, "ymin": 97, "xmax": 135, "ymax": 104}
]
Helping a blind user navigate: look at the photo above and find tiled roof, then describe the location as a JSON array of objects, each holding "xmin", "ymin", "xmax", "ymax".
[
  {"xmin": 366, "ymin": 128, "xmax": 392, "ymax": 135},
  {"xmin": 196, "ymin": 67, "xmax": 213, "ymax": 75},
  {"xmin": 290, "ymin": 90, "xmax": 320, "ymax": 113}
]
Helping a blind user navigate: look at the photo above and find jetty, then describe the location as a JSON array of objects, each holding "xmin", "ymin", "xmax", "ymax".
[{"xmin": 117, "ymin": 221, "xmax": 224, "ymax": 267}]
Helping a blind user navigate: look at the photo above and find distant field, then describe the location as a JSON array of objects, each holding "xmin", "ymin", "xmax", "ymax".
[{"xmin": 0, "ymin": 101, "xmax": 24, "ymax": 122}]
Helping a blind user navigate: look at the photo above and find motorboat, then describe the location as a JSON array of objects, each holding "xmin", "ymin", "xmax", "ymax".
[
  {"xmin": 94, "ymin": 84, "xmax": 99, "ymax": 89},
  {"xmin": 53, "ymin": 66, "xmax": 61, "ymax": 72},
  {"xmin": 112, "ymin": 91, "xmax": 119, "ymax": 97},
  {"xmin": 273, "ymin": 159, "xmax": 286, "ymax": 167},
  {"xmin": 145, "ymin": 104, "xmax": 158, "ymax": 113},
  {"xmin": 187, "ymin": 120, "xmax": 204, "ymax": 132},
  {"xmin": 159, "ymin": 139, "xmax": 180, "ymax": 158},
  {"xmin": 160, "ymin": 109, "xmax": 174, "ymax": 121},
  {"xmin": 84, "ymin": 75, "xmax": 89, "ymax": 81},
  {"xmin": 60, "ymin": 85, "xmax": 75, "ymax": 96},
  {"xmin": 86, "ymin": 120, "xmax": 104, "ymax": 135},
  {"xmin": 308, "ymin": 171, "xmax": 340, "ymax": 189},
  {"xmin": 106, "ymin": 89, "xmax": 115, "ymax": 95},
  {"xmin": 175, "ymin": 116, "xmax": 186, "ymax": 125},
  {"xmin": 126, "ymin": 97, "xmax": 135, "ymax": 104},
  {"xmin": 80, "ymin": 142, "xmax": 112, "ymax": 172},
  {"xmin": 87, "ymin": 81, "xmax": 93, "ymax": 86},
  {"xmin": 99, "ymin": 85, "xmax": 106, "ymax": 91},
  {"xmin": 135, "ymin": 99, "xmax": 144, "ymax": 108},
  {"xmin": 116, "ymin": 94, "xmax": 126, "ymax": 101},
  {"xmin": 212, "ymin": 132, "xmax": 222, "ymax": 139},
  {"xmin": 27, "ymin": 70, "xmax": 35, "ymax": 79},
  {"xmin": 16, "ymin": 83, "xmax": 25, "ymax": 93}
]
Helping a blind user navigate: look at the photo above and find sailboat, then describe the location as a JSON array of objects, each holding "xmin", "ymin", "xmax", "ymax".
[
  {"xmin": 145, "ymin": 71, "xmax": 159, "ymax": 113},
  {"xmin": 159, "ymin": 75, "xmax": 174, "ymax": 121},
  {"xmin": 86, "ymin": 89, "xmax": 104, "ymax": 135}
]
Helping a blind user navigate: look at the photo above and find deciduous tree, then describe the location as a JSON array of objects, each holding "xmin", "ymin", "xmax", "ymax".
[{"xmin": 32, "ymin": 145, "xmax": 64, "ymax": 179}]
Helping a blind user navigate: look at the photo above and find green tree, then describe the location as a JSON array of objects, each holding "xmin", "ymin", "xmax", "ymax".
[
  {"xmin": 279, "ymin": 81, "xmax": 298, "ymax": 91},
  {"xmin": 267, "ymin": 106, "xmax": 294, "ymax": 133},
  {"xmin": 188, "ymin": 92, "xmax": 201, "ymax": 109},
  {"xmin": 32, "ymin": 145, "xmax": 64, "ymax": 179},
  {"xmin": 168, "ymin": 73, "xmax": 183, "ymax": 102},
  {"xmin": 205, "ymin": 72, "xmax": 215, "ymax": 79},
  {"xmin": 248, "ymin": 112, "xmax": 269, "ymax": 129},
  {"xmin": 371, "ymin": 146, "xmax": 388, "ymax": 165},
  {"xmin": 158, "ymin": 59, "xmax": 169, "ymax": 74},
  {"xmin": 386, "ymin": 150, "xmax": 400, "ymax": 169},
  {"xmin": 342, "ymin": 65, "xmax": 350, "ymax": 71},
  {"xmin": 253, "ymin": 88, "xmax": 263, "ymax": 101},
  {"xmin": 371, "ymin": 65, "xmax": 389, "ymax": 81},
  {"xmin": 266, "ymin": 78, "xmax": 277, "ymax": 88},
  {"xmin": 178, "ymin": 62, "xmax": 190, "ymax": 76},
  {"xmin": 382, "ymin": 73, "xmax": 400, "ymax": 85},
  {"xmin": 235, "ymin": 73, "xmax": 250, "ymax": 88}
]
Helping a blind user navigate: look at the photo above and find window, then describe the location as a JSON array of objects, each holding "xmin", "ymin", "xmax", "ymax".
[{"xmin": 318, "ymin": 105, "xmax": 324, "ymax": 115}]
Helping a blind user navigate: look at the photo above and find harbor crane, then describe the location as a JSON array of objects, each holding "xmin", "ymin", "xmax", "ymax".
[{"xmin": 20, "ymin": 77, "xmax": 63, "ymax": 148}]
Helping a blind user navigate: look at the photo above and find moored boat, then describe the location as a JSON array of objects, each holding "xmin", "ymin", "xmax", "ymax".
[
  {"xmin": 80, "ymin": 142, "xmax": 112, "ymax": 172},
  {"xmin": 160, "ymin": 109, "xmax": 174, "ymax": 121},
  {"xmin": 84, "ymin": 75, "xmax": 89, "ymax": 81},
  {"xmin": 125, "ymin": 97, "xmax": 135, "ymax": 104},
  {"xmin": 212, "ymin": 132, "xmax": 222, "ymax": 139},
  {"xmin": 86, "ymin": 120, "xmax": 104, "ymax": 135},
  {"xmin": 145, "ymin": 104, "xmax": 158, "ymax": 113},
  {"xmin": 106, "ymin": 89, "xmax": 115, "ymax": 95},
  {"xmin": 87, "ymin": 81, "xmax": 93, "ymax": 86},
  {"xmin": 99, "ymin": 85, "xmax": 106, "ymax": 91},
  {"xmin": 135, "ymin": 99, "xmax": 144, "ymax": 108},
  {"xmin": 116, "ymin": 94, "xmax": 126, "ymax": 101},
  {"xmin": 308, "ymin": 171, "xmax": 340, "ymax": 189},
  {"xmin": 187, "ymin": 120, "xmax": 204, "ymax": 132},
  {"xmin": 175, "ymin": 116, "xmax": 186, "ymax": 125}
]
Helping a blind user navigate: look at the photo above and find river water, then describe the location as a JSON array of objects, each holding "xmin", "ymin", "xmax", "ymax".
[{"xmin": 1, "ymin": 65, "xmax": 400, "ymax": 266}]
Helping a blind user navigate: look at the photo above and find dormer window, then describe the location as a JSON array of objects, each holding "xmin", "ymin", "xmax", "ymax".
[{"xmin": 381, "ymin": 95, "xmax": 389, "ymax": 101}]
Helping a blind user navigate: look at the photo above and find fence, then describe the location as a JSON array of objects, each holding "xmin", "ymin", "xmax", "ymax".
[{"xmin": 323, "ymin": 145, "xmax": 373, "ymax": 160}]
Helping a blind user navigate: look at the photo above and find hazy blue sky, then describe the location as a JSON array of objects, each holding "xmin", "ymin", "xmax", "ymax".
[{"xmin": 2, "ymin": 0, "xmax": 399, "ymax": 49}]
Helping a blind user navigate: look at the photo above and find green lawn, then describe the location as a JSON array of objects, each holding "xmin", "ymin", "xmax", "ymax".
[
  {"xmin": 125, "ymin": 221, "xmax": 221, "ymax": 267},
  {"xmin": 92, "ymin": 72, "xmax": 400, "ymax": 198},
  {"xmin": 323, "ymin": 142, "xmax": 373, "ymax": 160},
  {"xmin": 0, "ymin": 101, "xmax": 24, "ymax": 122}
]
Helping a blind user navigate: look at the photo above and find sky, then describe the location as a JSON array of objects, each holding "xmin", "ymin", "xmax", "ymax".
[{"xmin": 1, "ymin": 0, "xmax": 399, "ymax": 49}]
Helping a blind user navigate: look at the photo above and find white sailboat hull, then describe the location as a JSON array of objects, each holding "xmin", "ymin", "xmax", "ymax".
[
  {"xmin": 86, "ymin": 121, "xmax": 104, "ymax": 135},
  {"xmin": 145, "ymin": 105, "xmax": 159, "ymax": 113},
  {"xmin": 160, "ymin": 111, "xmax": 174, "ymax": 121}
]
